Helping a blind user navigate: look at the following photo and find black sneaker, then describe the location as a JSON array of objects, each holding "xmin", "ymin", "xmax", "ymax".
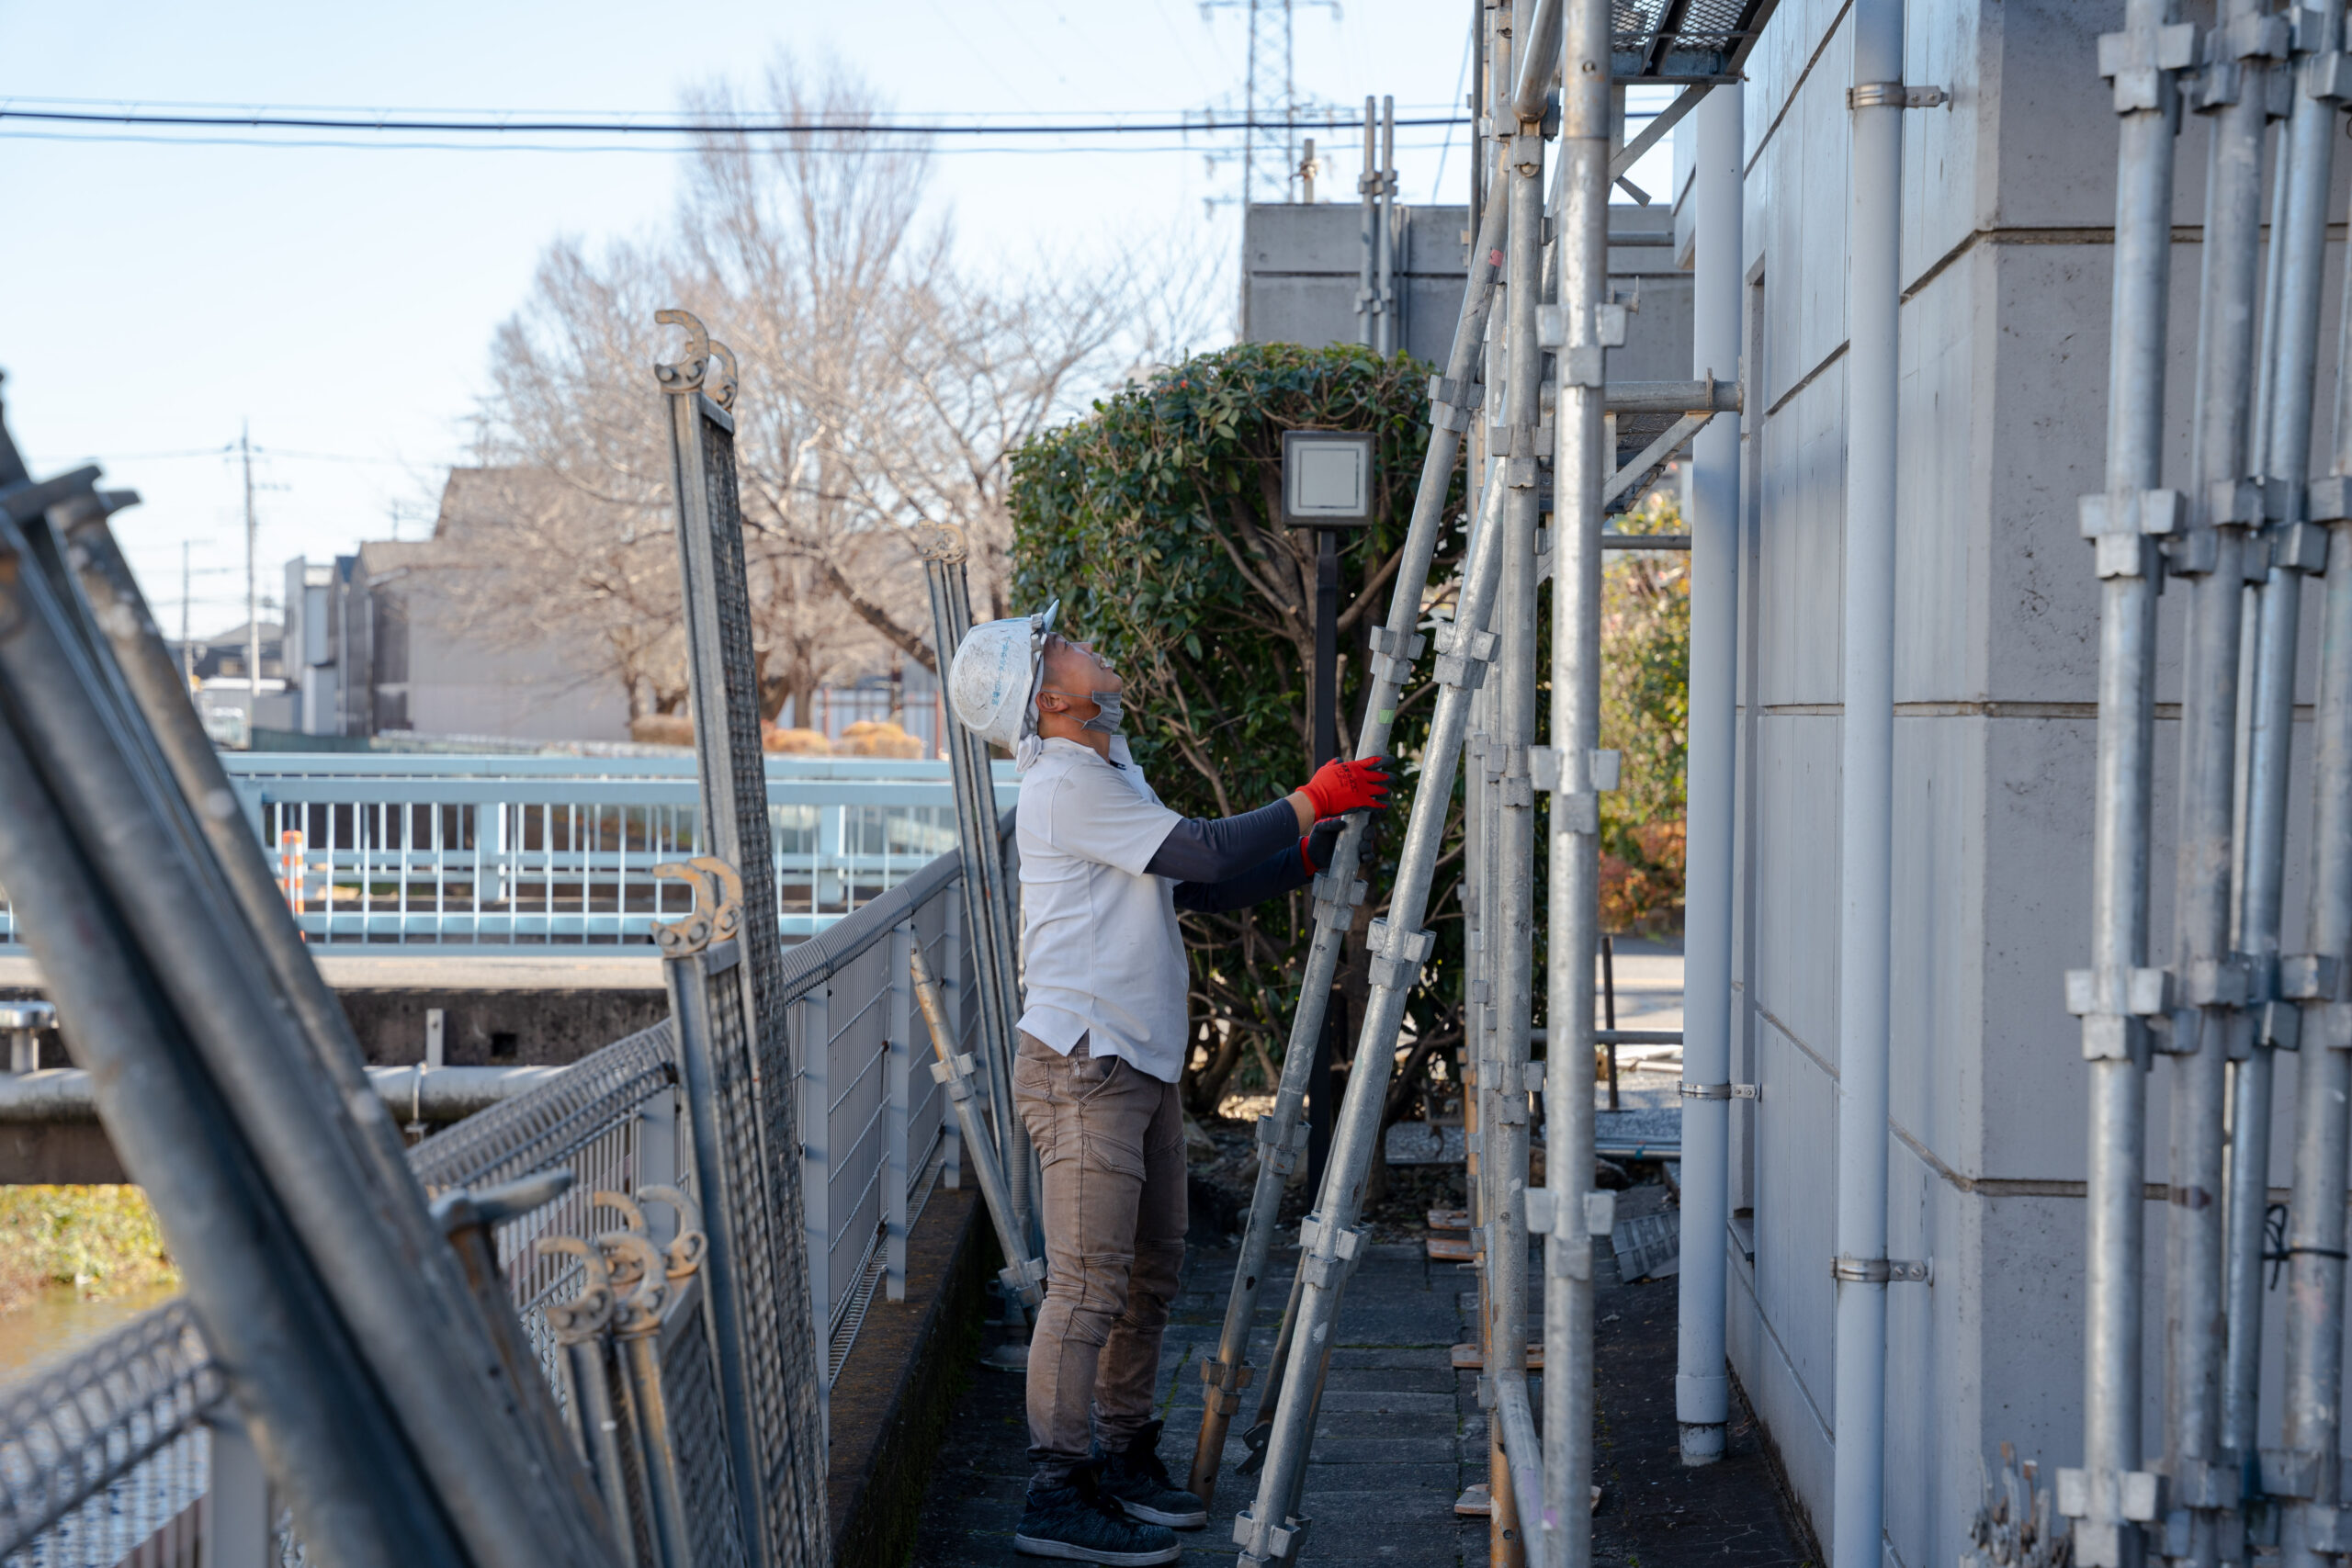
[
  {"xmin": 1094, "ymin": 1420, "xmax": 1210, "ymax": 1529},
  {"xmin": 1014, "ymin": 1465, "xmax": 1182, "ymax": 1564}
]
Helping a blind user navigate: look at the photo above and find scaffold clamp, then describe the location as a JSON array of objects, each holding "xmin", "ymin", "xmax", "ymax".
[{"xmin": 2098, "ymin": 17, "xmax": 2198, "ymax": 111}]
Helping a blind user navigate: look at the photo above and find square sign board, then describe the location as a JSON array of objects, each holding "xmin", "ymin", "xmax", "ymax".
[{"xmin": 1280, "ymin": 430, "xmax": 1377, "ymax": 527}]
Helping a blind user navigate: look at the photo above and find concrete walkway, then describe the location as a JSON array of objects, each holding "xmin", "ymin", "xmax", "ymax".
[{"xmin": 911, "ymin": 1181, "xmax": 1810, "ymax": 1568}]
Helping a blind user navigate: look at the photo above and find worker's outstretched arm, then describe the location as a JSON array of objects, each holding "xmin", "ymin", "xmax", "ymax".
[
  {"xmin": 1143, "ymin": 755, "xmax": 1391, "ymax": 883},
  {"xmin": 1170, "ymin": 820, "xmax": 1344, "ymax": 913}
]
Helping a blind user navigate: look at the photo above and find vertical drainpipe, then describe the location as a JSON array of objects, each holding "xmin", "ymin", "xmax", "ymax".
[
  {"xmin": 1830, "ymin": 1, "xmax": 1902, "ymax": 1565},
  {"xmin": 1676, "ymin": 79, "xmax": 1742, "ymax": 1470}
]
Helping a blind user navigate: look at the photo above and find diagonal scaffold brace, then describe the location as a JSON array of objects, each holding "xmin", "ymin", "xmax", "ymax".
[
  {"xmin": 909, "ymin": 941, "xmax": 1047, "ymax": 1308},
  {"xmin": 1231, "ymin": 462, "xmax": 1514, "ymax": 1567},
  {"xmin": 1188, "ymin": 182, "xmax": 1510, "ymax": 1512}
]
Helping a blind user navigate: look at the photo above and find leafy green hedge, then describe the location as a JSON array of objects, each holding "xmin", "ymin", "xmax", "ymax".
[
  {"xmin": 1007, "ymin": 340, "xmax": 1692, "ymax": 1111},
  {"xmin": 1008, "ymin": 343, "xmax": 1467, "ymax": 1112}
]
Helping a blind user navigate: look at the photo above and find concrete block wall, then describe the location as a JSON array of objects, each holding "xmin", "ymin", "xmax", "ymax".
[{"xmin": 1720, "ymin": 1, "xmax": 2352, "ymax": 1563}]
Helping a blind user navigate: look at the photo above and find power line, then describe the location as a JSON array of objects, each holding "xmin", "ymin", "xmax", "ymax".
[
  {"xmin": 0, "ymin": 104, "xmax": 1468, "ymax": 137},
  {"xmin": 1, "ymin": 127, "xmax": 1472, "ymax": 158}
]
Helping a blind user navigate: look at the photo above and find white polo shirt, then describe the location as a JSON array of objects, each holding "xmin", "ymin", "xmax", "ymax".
[{"xmin": 1013, "ymin": 736, "xmax": 1189, "ymax": 1083}]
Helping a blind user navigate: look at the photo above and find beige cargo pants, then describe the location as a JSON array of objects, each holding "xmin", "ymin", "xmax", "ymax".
[{"xmin": 1013, "ymin": 1030, "xmax": 1188, "ymax": 1481}]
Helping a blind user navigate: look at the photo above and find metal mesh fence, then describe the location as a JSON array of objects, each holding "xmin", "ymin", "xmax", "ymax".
[
  {"xmin": 0, "ymin": 1301, "xmax": 219, "ymax": 1567},
  {"xmin": 0, "ymin": 810, "xmax": 986, "ymax": 1568}
]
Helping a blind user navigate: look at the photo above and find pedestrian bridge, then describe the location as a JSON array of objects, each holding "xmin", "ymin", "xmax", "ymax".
[{"xmin": 0, "ymin": 753, "xmax": 1016, "ymax": 951}]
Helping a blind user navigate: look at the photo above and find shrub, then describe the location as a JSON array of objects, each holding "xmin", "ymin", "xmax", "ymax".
[
  {"xmin": 0, "ymin": 1185, "xmax": 176, "ymax": 1313},
  {"xmin": 1599, "ymin": 490, "xmax": 1690, "ymax": 934},
  {"xmin": 1008, "ymin": 342, "xmax": 1466, "ymax": 1112}
]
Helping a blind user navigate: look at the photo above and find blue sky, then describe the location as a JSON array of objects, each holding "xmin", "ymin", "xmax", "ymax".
[{"xmin": 0, "ymin": 1, "xmax": 1673, "ymax": 638}]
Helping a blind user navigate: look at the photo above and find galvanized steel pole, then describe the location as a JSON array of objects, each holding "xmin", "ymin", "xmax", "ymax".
[
  {"xmin": 2061, "ymin": 6, "xmax": 2195, "ymax": 1565},
  {"xmin": 1378, "ymin": 96, "xmax": 1399, "ymax": 356},
  {"xmin": 1484, "ymin": 20, "xmax": 1548, "ymax": 1555},
  {"xmin": 2277, "ymin": 14, "xmax": 2352, "ymax": 1562},
  {"xmin": 1541, "ymin": 1, "xmax": 1608, "ymax": 1565},
  {"xmin": 1360, "ymin": 96, "xmax": 1379, "ymax": 348},
  {"xmin": 1676, "ymin": 77, "xmax": 1743, "ymax": 1471},
  {"xmin": 2164, "ymin": 7, "xmax": 2278, "ymax": 1562},
  {"xmin": 2224, "ymin": 0, "xmax": 2345, "ymax": 1501}
]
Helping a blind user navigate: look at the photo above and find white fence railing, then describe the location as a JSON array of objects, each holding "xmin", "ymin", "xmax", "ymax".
[{"xmin": 0, "ymin": 754, "xmax": 1014, "ymax": 947}]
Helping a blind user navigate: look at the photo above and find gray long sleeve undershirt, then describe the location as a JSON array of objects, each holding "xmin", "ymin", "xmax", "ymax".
[{"xmin": 1143, "ymin": 797, "xmax": 1300, "ymax": 883}]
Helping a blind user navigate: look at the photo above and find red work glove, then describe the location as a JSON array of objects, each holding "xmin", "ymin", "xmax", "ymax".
[
  {"xmin": 1300, "ymin": 819, "xmax": 1344, "ymax": 873},
  {"xmin": 1299, "ymin": 755, "xmax": 1392, "ymax": 819}
]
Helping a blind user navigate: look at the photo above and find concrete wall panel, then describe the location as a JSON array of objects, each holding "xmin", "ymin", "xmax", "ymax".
[
  {"xmin": 1894, "ymin": 242, "xmax": 1995, "ymax": 703},
  {"xmin": 1754, "ymin": 715, "xmax": 1844, "ymax": 1056},
  {"xmin": 1754, "ymin": 1011, "xmax": 1840, "ymax": 1434},
  {"xmin": 1889, "ymin": 716, "xmax": 1985, "ymax": 1177},
  {"xmin": 1758, "ymin": 363, "xmax": 1849, "ymax": 705},
  {"xmin": 1899, "ymin": 0, "xmax": 1992, "ymax": 284}
]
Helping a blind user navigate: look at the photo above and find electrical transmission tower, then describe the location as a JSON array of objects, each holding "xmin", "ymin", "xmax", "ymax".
[{"xmin": 1196, "ymin": 0, "xmax": 1339, "ymax": 206}]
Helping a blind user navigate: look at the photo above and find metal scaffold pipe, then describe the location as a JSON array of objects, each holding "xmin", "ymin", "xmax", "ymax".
[
  {"xmin": 1378, "ymin": 96, "xmax": 1398, "ymax": 356},
  {"xmin": 2061, "ymin": 5, "xmax": 2196, "ymax": 1565},
  {"xmin": 2277, "ymin": 14, "xmax": 2352, "ymax": 1565},
  {"xmin": 918, "ymin": 536, "xmax": 1031, "ymax": 1247},
  {"xmin": 1359, "ymin": 96, "xmax": 1379, "ymax": 349},
  {"xmin": 1190, "ymin": 182, "xmax": 1510, "ymax": 1512},
  {"xmin": 1829, "ymin": 0, "xmax": 1905, "ymax": 1563},
  {"xmin": 1676, "ymin": 76, "xmax": 1743, "ymax": 1471},
  {"xmin": 1542, "ymin": 0, "xmax": 1608, "ymax": 1564},
  {"xmin": 2224, "ymin": 0, "xmax": 2345, "ymax": 1506},
  {"xmin": 1483, "ymin": 6, "xmax": 1548, "ymax": 1551},
  {"xmin": 2164, "ymin": 6, "xmax": 2279, "ymax": 1562},
  {"xmin": 1510, "ymin": 0, "xmax": 1563, "ymax": 126},
  {"xmin": 1231, "ymin": 469, "xmax": 1512, "ymax": 1568}
]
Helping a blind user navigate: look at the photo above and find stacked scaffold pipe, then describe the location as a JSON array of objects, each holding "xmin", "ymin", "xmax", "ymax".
[
  {"xmin": 0, "ymin": 388, "xmax": 629, "ymax": 1565},
  {"xmin": 914, "ymin": 521, "xmax": 1048, "ymax": 1304},
  {"xmin": 2062, "ymin": 4, "xmax": 2352, "ymax": 1568}
]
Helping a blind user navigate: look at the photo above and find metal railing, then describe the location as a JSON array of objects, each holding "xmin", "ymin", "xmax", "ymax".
[
  {"xmin": 0, "ymin": 827, "xmax": 989, "ymax": 1567},
  {"xmin": 0, "ymin": 754, "xmax": 1013, "ymax": 948}
]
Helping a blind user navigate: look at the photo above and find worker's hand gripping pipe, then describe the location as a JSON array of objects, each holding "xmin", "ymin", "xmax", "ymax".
[
  {"xmin": 1189, "ymin": 185, "xmax": 1512, "ymax": 1511},
  {"xmin": 910, "ymin": 942, "xmax": 1047, "ymax": 1308},
  {"xmin": 1231, "ymin": 467, "xmax": 1515, "ymax": 1568}
]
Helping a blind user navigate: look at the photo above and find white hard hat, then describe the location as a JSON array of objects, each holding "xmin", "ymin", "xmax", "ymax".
[{"xmin": 949, "ymin": 600, "xmax": 1059, "ymax": 751}]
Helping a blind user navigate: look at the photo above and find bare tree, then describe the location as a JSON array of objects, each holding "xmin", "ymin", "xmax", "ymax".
[{"xmin": 454, "ymin": 57, "xmax": 1204, "ymax": 714}]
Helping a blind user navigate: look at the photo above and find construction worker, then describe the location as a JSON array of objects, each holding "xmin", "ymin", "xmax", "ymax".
[{"xmin": 949, "ymin": 602, "xmax": 1393, "ymax": 1565}]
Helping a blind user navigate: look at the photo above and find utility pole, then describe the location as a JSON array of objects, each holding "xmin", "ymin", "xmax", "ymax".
[
  {"xmin": 242, "ymin": 423, "xmax": 258, "ymax": 735},
  {"xmin": 180, "ymin": 542, "xmax": 194, "ymax": 689}
]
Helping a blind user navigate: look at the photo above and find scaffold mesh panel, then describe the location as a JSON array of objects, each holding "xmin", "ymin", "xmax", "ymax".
[
  {"xmin": 684, "ymin": 402, "xmax": 829, "ymax": 1567},
  {"xmin": 1610, "ymin": 0, "xmax": 1770, "ymax": 73},
  {"xmin": 662, "ymin": 1299, "xmax": 751, "ymax": 1568}
]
